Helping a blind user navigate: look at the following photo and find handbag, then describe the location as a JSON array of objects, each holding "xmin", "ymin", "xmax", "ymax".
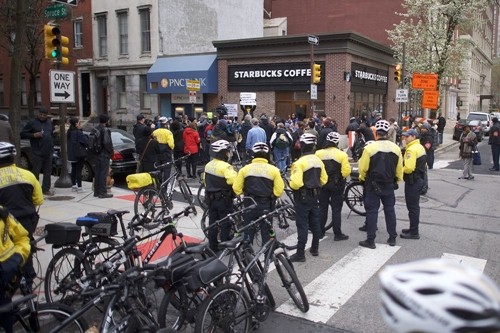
[
  {"xmin": 472, "ymin": 146, "xmax": 481, "ymax": 165},
  {"xmin": 74, "ymin": 141, "xmax": 88, "ymax": 159}
]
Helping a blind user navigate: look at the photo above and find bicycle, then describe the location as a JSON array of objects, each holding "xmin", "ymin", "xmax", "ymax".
[
  {"xmin": 134, "ymin": 154, "xmax": 195, "ymax": 230},
  {"xmin": 194, "ymin": 205, "xmax": 309, "ymax": 333},
  {"xmin": 342, "ymin": 168, "xmax": 366, "ymax": 217}
]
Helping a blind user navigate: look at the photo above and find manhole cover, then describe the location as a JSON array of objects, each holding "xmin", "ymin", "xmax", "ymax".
[
  {"xmin": 46, "ymin": 196, "xmax": 75, "ymax": 201},
  {"xmin": 395, "ymin": 195, "xmax": 429, "ymax": 204}
]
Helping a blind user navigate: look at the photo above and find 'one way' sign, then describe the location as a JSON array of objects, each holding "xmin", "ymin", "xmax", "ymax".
[{"xmin": 50, "ymin": 70, "xmax": 75, "ymax": 103}]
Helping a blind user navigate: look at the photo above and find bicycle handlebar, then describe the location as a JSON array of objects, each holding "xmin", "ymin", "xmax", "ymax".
[
  {"xmin": 154, "ymin": 153, "xmax": 191, "ymax": 170},
  {"xmin": 236, "ymin": 204, "xmax": 293, "ymax": 234},
  {"xmin": 205, "ymin": 197, "xmax": 258, "ymax": 231}
]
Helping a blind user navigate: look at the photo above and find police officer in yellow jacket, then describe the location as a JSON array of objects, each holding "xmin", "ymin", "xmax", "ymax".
[
  {"xmin": 203, "ymin": 140, "xmax": 237, "ymax": 252},
  {"xmin": 315, "ymin": 132, "xmax": 351, "ymax": 240},
  {"xmin": 153, "ymin": 117, "xmax": 175, "ymax": 181},
  {"xmin": 233, "ymin": 142, "xmax": 284, "ymax": 245},
  {"xmin": 0, "ymin": 142, "xmax": 43, "ymax": 292},
  {"xmin": 358, "ymin": 120, "xmax": 403, "ymax": 249},
  {"xmin": 0, "ymin": 206, "xmax": 31, "ymax": 333},
  {"xmin": 289, "ymin": 133, "xmax": 328, "ymax": 262},
  {"xmin": 400, "ymin": 129, "xmax": 427, "ymax": 240}
]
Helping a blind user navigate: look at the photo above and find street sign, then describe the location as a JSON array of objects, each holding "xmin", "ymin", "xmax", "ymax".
[
  {"xmin": 308, "ymin": 35, "xmax": 319, "ymax": 45},
  {"xmin": 189, "ymin": 91, "xmax": 197, "ymax": 103},
  {"xmin": 421, "ymin": 90, "xmax": 439, "ymax": 109},
  {"xmin": 310, "ymin": 84, "xmax": 317, "ymax": 100},
  {"xmin": 395, "ymin": 89, "xmax": 409, "ymax": 103},
  {"xmin": 50, "ymin": 70, "xmax": 75, "ymax": 103},
  {"xmin": 412, "ymin": 73, "xmax": 439, "ymax": 90},
  {"xmin": 186, "ymin": 79, "xmax": 200, "ymax": 91},
  {"xmin": 44, "ymin": 3, "xmax": 68, "ymax": 19},
  {"xmin": 52, "ymin": 0, "xmax": 77, "ymax": 6},
  {"xmin": 240, "ymin": 92, "xmax": 256, "ymax": 106}
]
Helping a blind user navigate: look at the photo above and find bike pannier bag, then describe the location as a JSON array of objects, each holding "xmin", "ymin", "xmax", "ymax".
[
  {"xmin": 45, "ymin": 223, "xmax": 82, "ymax": 246},
  {"xmin": 126, "ymin": 173, "xmax": 153, "ymax": 190}
]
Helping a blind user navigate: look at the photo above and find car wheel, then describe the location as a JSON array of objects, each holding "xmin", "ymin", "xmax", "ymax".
[
  {"xmin": 81, "ymin": 161, "xmax": 93, "ymax": 182},
  {"xmin": 19, "ymin": 153, "xmax": 31, "ymax": 170}
]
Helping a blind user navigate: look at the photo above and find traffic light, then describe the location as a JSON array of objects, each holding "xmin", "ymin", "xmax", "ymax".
[
  {"xmin": 44, "ymin": 24, "xmax": 70, "ymax": 65},
  {"xmin": 313, "ymin": 63, "xmax": 321, "ymax": 84},
  {"xmin": 394, "ymin": 63, "xmax": 402, "ymax": 83}
]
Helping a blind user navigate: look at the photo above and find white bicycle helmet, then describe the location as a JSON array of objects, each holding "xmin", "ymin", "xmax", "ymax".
[
  {"xmin": 0, "ymin": 142, "xmax": 16, "ymax": 159},
  {"xmin": 252, "ymin": 142, "xmax": 269, "ymax": 153},
  {"xmin": 299, "ymin": 133, "xmax": 317, "ymax": 145},
  {"xmin": 211, "ymin": 140, "xmax": 231, "ymax": 153},
  {"xmin": 379, "ymin": 258, "xmax": 500, "ymax": 333},
  {"xmin": 325, "ymin": 131, "xmax": 341, "ymax": 145},
  {"xmin": 375, "ymin": 119, "xmax": 391, "ymax": 132}
]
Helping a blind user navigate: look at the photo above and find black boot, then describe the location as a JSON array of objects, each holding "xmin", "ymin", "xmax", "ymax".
[
  {"xmin": 290, "ymin": 249, "xmax": 306, "ymax": 262},
  {"xmin": 359, "ymin": 239, "xmax": 376, "ymax": 249},
  {"xmin": 309, "ymin": 246, "xmax": 319, "ymax": 256}
]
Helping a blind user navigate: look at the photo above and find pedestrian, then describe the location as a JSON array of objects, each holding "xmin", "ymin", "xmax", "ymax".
[
  {"xmin": 289, "ymin": 133, "xmax": 328, "ymax": 262},
  {"xmin": 152, "ymin": 117, "xmax": 174, "ymax": 181},
  {"xmin": 458, "ymin": 125, "xmax": 477, "ymax": 180},
  {"xmin": 183, "ymin": 121, "xmax": 200, "ymax": 178},
  {"xmin": 270, "ymin": 123, "xmax": 293, "ymax": 173},
  {"xmin": 170, "ymin": 120, "xmax": 185, "ymax": 175},
  {"xmin": 91, "ymin": 114, "xmax": 114, "ymax": 198},
  {"xmin": 291, "ymin": 121, "xmax": 306, "ymax": 161},
  {"xmin": 0, "ymin": 142, "xmax": 43, "ymax": 294},
  {"xmin": 387, "ymin": 118, "xmax": 398, "ymax": 144},
  {"xmin": 0, "ymin": 205, "xmax": 31, "ymax": 333},
  {"xmin": 488, "ymin": 117, "xmax": 500, "ymax": 171},
  {"xmin": 136, "ymin": 127, "xmax": 160, "ymax": 173},
  {"xmin": 419, "ymin": 123, "xmax": 434, "ymax": 195},
  {"xmin": 233, "ymin": 142, "xmax": 284, "ymax": 244},
  {"xmin": 239, "ymin": 114, "xmax": 252, "ymax": 162},
  {"xmin": 203, "ymin": 140, "xmax": 237, "ymax": 252},
  {"xmin": 317, "ymin": 117, "xmax": 335, "ymax": 149},
  {"xmin": 67, "ymin": 117, "xmax": 88, "ymax": 193},
  {"xmin": 358, "ymin": 120, "xmax": 403, "ymax": 249},
  {"xmin": 20, "ymin": 107, "xmax": 55, "ymax": 196},
  {"xmin": 245, "ymin": 118, "xmax": 267, "ymax": 161},
  {"xmin": 437, "ymin": 113, "xmax": 446, "ymax": 145},
  {"xmin": 400, "ymin": 129, "xmax": 427, "ymax": 240},
  {"xmin": 259, "ymin": 114, "xmax": 275, "ymax": 145},
  {"xmin": 315, "ymin": 131, "xmax": 351, "ymax": 240},
  {"xmin": 0, "ymin": 114, "xmax": 13, "ymax": 144},
  {"xmin": 456, "ymin": 112, "xmax": 461, "ymax": 121},
  {"xmin": 305, "ymin": 120, "xmax": 319, "ymax": 139}
]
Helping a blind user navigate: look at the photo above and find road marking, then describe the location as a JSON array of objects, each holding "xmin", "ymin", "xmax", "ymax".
[
  {"xmin": 441, "ymin": 253, "xmax": 487, "ymax": 272},
  {"xmin": 432, "ymin": 160, "xmax": 452, "ymax": 169},
  {"xmin": 276, "ymin": 243, "xmax": 400, "ymax": 323}
]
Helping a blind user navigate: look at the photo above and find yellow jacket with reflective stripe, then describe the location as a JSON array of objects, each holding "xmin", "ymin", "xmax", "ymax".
[
  {"xmin": 152, "ymin": 128, "xmax": 174, "ymax": 149},
  {"xmin": 203, "ymin": 158, "xmax": 237, "ymax": 193},
  {"xmin": 403, "ymin": 139, "xmax": 427, "ymax": 175},
  {"xmin": 290, "ymin": 153, "xmax": 328, "ymax": 190},
  {"xmin": 315, "ymin": 147, "xmax": 352, "ymax": 182},
  {"xmin": 0, "ymin": 212, "xmax": 30, "ymax": 263},
  {"xmin": 233, "ymin": 158, "xmax": 284, "ymax": 198},
  {"xmin": 358, "ymin": 139, "xmax": 403, "ymax": 183}
]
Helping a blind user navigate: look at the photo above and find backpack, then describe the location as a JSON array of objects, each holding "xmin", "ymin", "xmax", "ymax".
[
  {"xmin": 87, "ymin": 127, "xmax": 103, "ymax": 154},
  {"xmin": 274, "ymin": 133, "xmax": 289, "ymax": 149}
]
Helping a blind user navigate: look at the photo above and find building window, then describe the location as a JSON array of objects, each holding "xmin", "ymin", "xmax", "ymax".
[
  {"xmin": 138, "ymin": 8, "xmax": 151, "ymax": 53},
  {"xmin": 117, "ymin": 76, "xmax": 126, "ymax": 109},
  {"xmin": 0, "ymin": 78, "xmax": 4, "ymax": 106},
  {"xmin": 117, "ymin": 11, "xmax": 128, "ymax": 55},
  {"xmin": 96, "ymin": 14, "xmax": 107, "ymax": 57},
  {"xmin": 20, "ymin": 77, "xmax": 27, "ymax": 106},
  {"xmin": 35, "ymin": 77, "xmax": 41, "ymax": 105},
  {"xmin": 140, "ymin": 75, "xmax": 150, "ymax": 109},
  {"xmin": 74, "ymin": 19, "xmax": 83, "ymax": 48}
]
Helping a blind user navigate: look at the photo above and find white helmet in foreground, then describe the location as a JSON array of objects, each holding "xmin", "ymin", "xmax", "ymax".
[{"xmin": 299, "ymin": 133, "xmax": 317, "ymax": 145}]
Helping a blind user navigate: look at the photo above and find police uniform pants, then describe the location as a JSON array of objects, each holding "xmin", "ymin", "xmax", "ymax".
[
  {"xmin": 243, "ymin": 199, "xmax": 272, "ymax": 245},
  {"xmin": 404, "ymin": 177, "xmax": 423, "ymax": 235},
  {"xmin": 364, "ymin": 182, "xmax": 397, "ymax": 240},
  {"xmin": 294, "ymin": 194, "xmax": 321, "ymax": 253},
  {"xmin": 208, "ymin": 196, "xmax": 233, "ymax": 251},
  {"xmin": 318, "ymin": 182, "xmax": 345, "ymax": 236}
]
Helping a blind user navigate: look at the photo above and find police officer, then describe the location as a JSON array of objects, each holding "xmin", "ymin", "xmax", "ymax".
[
  {"xmin": 203, "ymin": 140, "xmax": 237, "ymax": 252},
  {"xmin": 152, "ymin": 117, "xmax": 175, "ymax": 181},
  {"xmin": 358, "ymin": 120, "xmax": 403, "ymax": 249},
  {"xmin": 233, "ymin": 142, "xmax": 284, "ymax": 245},
  {"xmin": 289, "ymin": 133, "xmax": 328, "ymax": 262},
  {"xmin": 400, "ymin": 128, "xmax": 427, "ymax": 240},
  {"xmin": 315, "ymin": 132, "xmax": 351, "ymax": 240}
]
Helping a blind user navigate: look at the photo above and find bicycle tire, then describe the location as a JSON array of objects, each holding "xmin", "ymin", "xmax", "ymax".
[
  {"xmin": 197, "ymin": 183, "xmax": 208, "ymax": 210},
  {"xmin": 134, "ymin": 186, "xmax": 166, "ymax": 230},
  {"xmin": 126, "ymin": 310, "xmax": 159, "ymax": 333},
  {"xmin": 157, "ymin": 285, "xmax": 191, "ymax": 329},
  {"xmin": 274, "ymin": 211, "xmax": 298, "ymax": 251},
  {"xmin": 82, "ymin": 236, "xmax": 121, "ymax": 267},
  {"xmin": 243, "ymin": 250, "xmax": 276, "ymax": 309},
  {"xmin": 179, "ymin": 179, "xmax": 195, "ymax": 207},
  {"xmin": 194, "ymin": 283, "xmax": 251, "ymax": 333},
  {"xmin": 44, "ymin": 247, "xmax": 92, "ymax": 306},
  {"xmin": 344, "ymin": 181, "xmax": 366, "ymax": 216},
  {"xmin": 274, "ymin": 253, "xmax": 309, "ymax": 313}
]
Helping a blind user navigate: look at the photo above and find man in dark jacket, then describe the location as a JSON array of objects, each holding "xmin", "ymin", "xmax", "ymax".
[
  {"xmin": 345, "ymin": 117, "xmax": 360, "ymax": 160},
  {"xmin": 20, "ymin": 107, "xmax": 55, "ymax": 195},
  {"xmin": 437, "ymin": 113, "xmax": 446, "ymax": 144},
  {"xmin": 318, "ymin": 117, "xmax": 335, "ymax": 149},
  {"xmin": 92, "ymin": 114, "xmax": 113, "ymax": 198},
  {"xmin": 489, "ymin": 117, "xmax": 500, "ymax": 171},
  {"xmin": 259, "ymin": 114, "xmax": 275, "ymax": 145},
  {"xmin": 133, "ymin": 114, "xmax": 149, "ymax": 155}
]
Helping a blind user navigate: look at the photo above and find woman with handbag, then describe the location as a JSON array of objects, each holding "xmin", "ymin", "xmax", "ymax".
[
  {"xmin": 136, "ymin": 127, "xmax": 160, "ymax": 173},
  {"xmin": 458, "ymin": 125, "xmax": 477, "ymax": 180},
  {"xmin": 67, "ymin": 117, "xmax": 89, "ymax": 192}
]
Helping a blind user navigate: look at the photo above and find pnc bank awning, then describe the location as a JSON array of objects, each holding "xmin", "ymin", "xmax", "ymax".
[{"xmin": 147, "ymin": 54, "xmax": 218, "ymax": 94}]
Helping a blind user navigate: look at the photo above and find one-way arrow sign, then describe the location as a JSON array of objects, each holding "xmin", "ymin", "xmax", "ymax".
[
  {"xmin": 50, "ymin": 70, "xmax": 75, "ymax": 103},
  {"xmin": 52, "ymin": 0, "xmax": 77, "ymax": 6}
]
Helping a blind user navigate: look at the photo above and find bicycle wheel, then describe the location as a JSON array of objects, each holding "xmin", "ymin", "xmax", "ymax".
[
  {"xmin": 158, "ymin": 285, "xmax": 199, "ymax": 330},
  {"xmin": 179, "ymin": 179, "xmax": 195, "ymax": 206},
  {"xmin": 134, "ymin": 186, "xmax": 166, "ymax": 230},
  {"xmin": 194, "ymin": 283, "xmax": 251, "ymax": 333},
  {"xmin": 82, "ymin": 236, "xmax": 121, "ymax": 267},
  {"xmin": 14, "ymin": 302, "xmax": 89, "ymax": 332},
  {"xmin": 344, "ymin": 181, "xmax": 366, "ymax": 216},
  {"xmin": 274, "ymin": 253, "xmax": 309, "ymax": 313},
  {"xmin": 197, "ymin": 183, "xmax": 208, "ymax": 210},
  {"xmin": 274, "ymin": 199, "xmax": 297, "ymax": 251},
  {"xmin": 243, "ymin": 250, "xmax": 276, "ymax": 309},
  {"xmin": 44, "ymin": 247, "xmax": 92, "ymax": 306}
]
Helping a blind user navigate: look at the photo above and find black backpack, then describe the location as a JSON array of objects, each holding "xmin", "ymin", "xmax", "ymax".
[{"xmin": 87, "ymin": 127, "xmax": 103, "ymax": 154}]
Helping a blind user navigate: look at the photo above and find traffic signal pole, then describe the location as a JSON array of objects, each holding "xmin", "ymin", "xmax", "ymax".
[{"xmin": 310, "ymin": 42, "xmax": 315, "ymax": 117}]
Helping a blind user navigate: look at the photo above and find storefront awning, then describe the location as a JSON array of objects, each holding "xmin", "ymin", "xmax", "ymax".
[{"xmin": 147, "ymin": 54, "xmax": 218, "ymax": 94}]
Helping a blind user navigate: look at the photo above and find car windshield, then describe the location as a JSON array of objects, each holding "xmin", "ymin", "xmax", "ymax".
[
  {"xmin": 468, "ymin": 120, "xmax": 481, "ymax": 126},
  {"xmin": 111, "ymin": 129, "xmax": 134, "ymax": 145},
  {"xmin": 467, "ymin": 114, "xmax": 488, "ymax": 121}
]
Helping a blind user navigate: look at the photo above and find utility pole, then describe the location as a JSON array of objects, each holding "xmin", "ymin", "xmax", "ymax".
[{"xmin": 308, "ymin": 35, "xmax": 319, "ymax": 117}]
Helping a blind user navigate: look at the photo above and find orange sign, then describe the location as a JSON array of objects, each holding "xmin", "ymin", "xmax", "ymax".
[
  {"xmin": 412, "ymin": 73, "xmax": 439, "ymax": 90},
  {"xmin": 421, "ymin": 90, "xmax": 439, "ymax": 109}
]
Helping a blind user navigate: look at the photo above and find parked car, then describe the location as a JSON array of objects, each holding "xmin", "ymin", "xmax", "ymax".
[
  {"xmin": 452, "ymin": 119, "xmax": 484, "ymax": 142},
  {"xmin": 466, "ymin": 112, "xmax": 492, "ymax": 135}
]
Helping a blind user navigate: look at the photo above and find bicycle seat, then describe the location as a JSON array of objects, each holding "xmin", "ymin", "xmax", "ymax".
[
  {"xmin": 218, "ymin": 235, "xmax": 244, "ymax": 250},
  {"xmin": 107, "ymin": 209, "xmax": 129, "ymax": 217},
  {"xmin": 183, "ymin": 242, "xmax": 210, "ymax": 255}
]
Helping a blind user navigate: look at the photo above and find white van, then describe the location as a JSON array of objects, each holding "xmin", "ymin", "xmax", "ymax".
[{"xmin": 466, "ymin": 112, "xmax": 492, "ymax": 135}]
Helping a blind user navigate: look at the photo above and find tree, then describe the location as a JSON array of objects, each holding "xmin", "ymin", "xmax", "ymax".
[
  {"xmin": 491, "ymin": 58, "xmax": 500, "ymax": 109},
  {"xmin": 387, "ymin": 0, "xmax": 489, "ymax": 84}
]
